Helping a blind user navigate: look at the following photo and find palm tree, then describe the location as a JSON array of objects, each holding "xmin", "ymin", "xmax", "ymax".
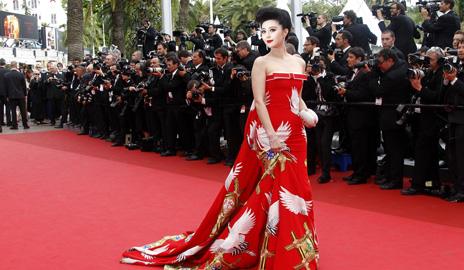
[
  {"xmin": 112, "ymin": 0, "xmax": 125, "ymax": 54},
  {"xmin": 214, "ymin": 0, "xmax": 276, "ymax": 30},
  {"xmin": 178, "ymin": 0, "xmax": 190, "ymax": 31},
  {"xmin": 67, "ymin": 0, "xmax": 84, "ymax": 60}
]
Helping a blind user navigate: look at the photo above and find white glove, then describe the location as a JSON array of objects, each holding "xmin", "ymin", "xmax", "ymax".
[{"xmin": 299, "ymin": 108, "xmax": 318, "ymax": 128}]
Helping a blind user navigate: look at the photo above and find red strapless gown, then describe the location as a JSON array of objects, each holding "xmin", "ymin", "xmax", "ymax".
[{"xmin": 121, "ymin": 73, "xmax": 319, "ymax": 269}]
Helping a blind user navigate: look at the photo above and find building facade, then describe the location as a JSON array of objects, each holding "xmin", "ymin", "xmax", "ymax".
[{"xmin": 2, "ymin": 0, "xmax": 66, "ymax": 28}]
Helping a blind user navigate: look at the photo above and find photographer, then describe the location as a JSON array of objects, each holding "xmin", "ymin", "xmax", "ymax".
[
  {"xmin": 337, "ymin": 10, "xmax": 377, "ymax": 55},
  {"xmin": 249, "ymin": 25, "xmax": 268, "ymax": 56},
  {"xmin": 140, "ymin": 19, "xmax": 159, "ymax": 59},
  {"xmin": 381, "ymin": 30, "xmax": 405, "ymax": 60},
  {"xmin": 204, "ymin": 24, "xmax": 223, "ymax": 57},
  {"xmin": 5, "ymin": 61, "xmax": 29, "ymax": 130},
  {"xmin": 369, "ymin": 48, "xmax": 411, "ymax": 190},
  {"xmin": 328, "ymin": 30, "xmax": 352, "ymax": 76},
  {"xmin": 156, "ymin": 43, "xmax": 168, "ymax": 64},
  {"xmin": 377, "ymin": 2, "xmax": 419, "ymax": 56},
  {"xmin": 421, "ymin": 0, "xmax": 461, "ymax": 49},
  {"xmin": 301, "ymin": 36, "xmax": 321, "ymax": 64},
  {"xmin": 44, "ymin": 63, "xmax": 64, "ymax": 127},
  {"xmin": 304, "ymin": 56, "xmax": 339, "ymax": 183},
  {"xmin": 402, "ymin": 47, "xmax": 445, "ymax": 195},
  {"xmin": 28, "ymin": 69, "xmax": 46, "ymax": 125},
  {"xmin": 159, "ymin": 55, "xmax": 192, "ymax": 157},
  {"xmin": 442, "ymin": 54, "xmax": 464, "ymax": 202},
  {"xmin": 234, "ymin": 41, "xmax": 258, "ymax": 131},
  {"xmin": 111, "ymin": 65, "xmax": 135, "ymax": 146},
  {"xmin": 145, "ymin": 57, "xmax": 166, "ymax": 152},
  {"xmin": 185, "ymin": 80, "xmax": 208, "ymax": 160},
  {"xmin": 336, "ymin": 47, "xmax": 377, "ymax": 185},
  {"xmin": 189, "ymin": 27, "xmax": 206, "ymax": 51},
  {"xmin": 304, "ymin": 14, "xmax": 331, "ymax": 51}
]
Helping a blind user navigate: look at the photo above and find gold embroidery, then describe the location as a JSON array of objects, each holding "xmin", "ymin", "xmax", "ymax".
[
  {"xmin": 205, "ymin": 252, "xmax": 241, "ymax": 270},
  {"xmin": 284, "ymin": 223, "xmax": 318, "ymax": 270},
  {"xmin": 258, "ymin": 231, "xmax": 275, "ymax": 270},
  {"xmin": 256, "ymin": 151, "xmax": 295, "ymax": 194},
  {"xmin": 210, "ymin": 179, "xmax": 241, "ymax": 238}
]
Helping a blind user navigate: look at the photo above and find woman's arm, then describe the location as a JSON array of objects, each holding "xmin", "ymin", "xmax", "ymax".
[{"xmin": 251, "ymin": 57, "xmax": 282, "ymax": 151}]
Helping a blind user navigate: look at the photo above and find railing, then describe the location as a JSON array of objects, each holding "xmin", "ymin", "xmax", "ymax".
[{"xmin": 0, "ymin": 47, "xmax": 67, "ymax": 65}]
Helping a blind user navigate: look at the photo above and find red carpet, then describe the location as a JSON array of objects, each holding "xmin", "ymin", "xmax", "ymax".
[{"xmin": 1, "ymin": 130, "xmax": 463, "ymax": 269}]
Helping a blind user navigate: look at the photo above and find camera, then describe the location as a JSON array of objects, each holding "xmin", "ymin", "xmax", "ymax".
[
  {"xmin": 371, "ymin": 1, "xmax": 406, "ymax": 20},
  {"xmin": 407, "ymin": 53, "xmax": 430, "ymax": 68},
  {"xmin": 333, "ymin": 75, "xmax": 349, "ymax": 92},
  {"xmin": 196, "ymin": 70, "xmax": 211, "ymax": 83},
  {"xmin": 407, "ymin": 68, "xmax": 426, "ymax": 79},
  {"xmin": 235, "ymin": 66, "xmax": 251, "ymax": 79},
  {"xmin": 244, "ymin": 21, "xmax": 260, "ymax": 29},
  {"xmin": 309, "ymin": 56, "xmax": 322, "ymax": 74},
  {"xmin": 354, "ymin": 58, "xmax": 379, "ymax": 69},
  {"xmin": 440, "ymin": 55, "xmax": 462, "ymax": 73},
  {"xmin": 297, "ymin": 12, "xmax": 317, "ymax": 27},
  {"xmin": 145, "ymin": 67, "xmax": 164, "ymax": 73},
  {"xmin": 416, "ymin": 0, "xmax": 441, "ymax": 20}
]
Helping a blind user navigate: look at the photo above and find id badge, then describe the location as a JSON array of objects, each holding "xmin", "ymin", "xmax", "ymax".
[
  {"xmin": 168, "ymin": 92, "xmax": 173, "ymax": 99},
  {"xmin": 375, "ymin": 98, "xmax": 382, "ymax": 106},
  {"xmin": 240, "ymin": 105, "xmax": 246, "ymax": 114}
]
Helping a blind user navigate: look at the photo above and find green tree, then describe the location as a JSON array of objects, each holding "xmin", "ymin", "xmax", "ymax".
[
  {"xmin": 302, "ymin": 0, "xmax": 346, "ymax": 20},
  {"xmin": 67, "ymin": 0, "xmax": 84, "ymax": 60},
  {"xmin": 214, "ymin": 0, "xmax": 276, "ymax": 30}
]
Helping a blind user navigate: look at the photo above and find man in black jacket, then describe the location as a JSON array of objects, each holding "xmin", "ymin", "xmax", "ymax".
[
  {"xmin": 381, "ymin": 30, "xmax": 405, "ymax": 60},
  {"xmin": 304, "ymin": 14, "xmax": 331, "ymax": 51},
  {"xmin": 141, "ymin": 19, "xmax": 158, "ymax": 58},
  {"xmin": 5, "ymin": 61, "xmax": 29, "ymax": 130},
  {"xmin": 0, "ymin": 58, "xmax": 11, "ymax": 128},
  {"xmin": 204, "ymin": 24, "xmax": 223, "ymax": 57},
  {"xmin": 377, "ymin": 2, "xmax": 419, "ymax": 56},
  {"xmin": 341, "ymin": 10, "xmax": 377, "ymax": 55},
  {"xmin": 442, "ymin": 61, "xmax": 464, "ymax": 202},
  {"xmin": 421, "ymin": 0, "xmax": 461, "ymax": 49},
  {"xmin": 160, "ymin": 55, "xmax": 192, "ymax": 156},
  {"xmin": 369, "ymin": 49, "xmax": 411, "ymax": 189},
  {"xmin": 328, "ymin": 30, "xmax": 352, "ymax": 76},
  {"xmin": 337, "ymin": 47, "xmax": 377, "ymax": 185}
]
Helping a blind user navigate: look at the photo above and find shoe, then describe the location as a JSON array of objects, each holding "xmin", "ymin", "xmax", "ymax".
[
  {"xmin": 317, "ymin": 175, "xmax": 331, "ymax": 184},
  {"xmin": 23, "ymin": 125, "xmax": 30, "ymax": 129},
  {"xmin": 182, "ymin": 151, "xmax": 193, "ymax": 157},
  {"xmin": 401, "ymin": 187, "xmax": 423, "ymax": 196},
  {"xmin": 105, "ymin": 137, "xmax": 113, "ymax": 142},
  {"xmin": 160, "ymin": 150, "xmax": 176, "ymax": 157},
  {"xmin": 54, "ymin": 124, "xmax": 63, "ymax": 129},
  {"xmin": 347, "ymin": 178, "xmax": 367, "ymax": 185},
  {"xmin": 0, "ymin": 122, "xmax": 5, "ymax": 126},
  {"xmin": 111, "ymin": 142, "xmax": 124, "ymax": 147},
  {"xmin": 375, "ymin": 177, "xmax": 389, "ymax": 185},
  {"xmin": 6, "ymin": 122, "xmax": 12, "ymax": 126},
  {"xmin": 380, "ymin": 181, "xmax": 402, "ymax": 190},
  {"xmin": 207, "ymin": 158, "xmax": 221, "ymax": 164},
  {"xmin": 77, "ymin": 131, "xmax": 89, "ymax": 135},
  {"xmin": 186, "ymin": 154, "xmax": 202, "ymax": 161},
  {"xmin": 445, "ymin": 193, "xmax": 464, "ymax": 203},
  {"xmin": 10, "ymin": 126, "xmax": 18, "ymax": 130},
  {"xmin": 224, "ymin": 160, "xmax": 234, "ymax": 167},
  {"xmin": 91, "ymin": 133, "xmax": 102, "ymax": 138},
  {"xmin": 342, "ymin": 174, "xmax": 354, "ymax": 181}
]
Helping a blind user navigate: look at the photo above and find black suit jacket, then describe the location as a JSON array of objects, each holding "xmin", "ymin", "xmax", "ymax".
[
  {"xmin": 379, "ymin": 15, "xmax": 419, "ymax": 56},
  {"xmin": 444, "ymin": 79, "xmax": 464, "ymax": 124},
  {"xmin": 344, "ymin": 23, "xmax": 377, "ymax": 55},
  {"xmin": 0, "ymin": 67, "xmax": 8, "ymax": 96},
  {"xmin": 160, "ymin": 70, "xmax": 191, "ymax": 106},
  {"xmin": 5, "ymin": 69, "xmax": 27, "ymax": 99},
  {"xmin": 345, "ymin": 69, "xmax": 376, "ymax": 130},
  {"xmin": 422, "ymin": 11, "xmax": 461, "ymax": 49},
  {"xmin": 369, "ymin": 60, "xmax": 411, "ymax": 130},
  {"xmin": 329, "ymin": 49, "xmax": 349, "ymax": 76},
  {"xmin": 305, "ymin": 24, "xmax": 331, "ymax": 51}
]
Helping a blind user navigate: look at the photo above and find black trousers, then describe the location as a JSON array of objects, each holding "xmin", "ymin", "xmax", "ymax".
[
  {"xmin": 315, "ymin": 115, "xmax": 337, "ymax": 176},
  {"xmin": 223, "ymin": 106, "xmax": 242, "ymax": 162},
  {"xmin": 166, "ymin": 106, "xmax": 192, "ymax": 152},
  {"xmin": 349, "ymin": 127, "xmax": 378, "ymax": 179},
  {"xmin": 154, "ymin": 107, "xmax": 167, "ymax": 151},
  {"xmin": 207, "ymin": 115, "xmax": 223, "ymax": 160},
  {"xmin": 448, "ymin": 123, "xmax": 464, "ymax": 194},
  {"xmin": 411, "ymin": 126, "xmax": 440, "ymax": 189},
  {"xmin": 306, "ymin": 127, "xmax": 317, "ymax": 175},
  {"xmin": 382, "ymin": 128, "xmax": 407, "ymax": 183},
  {"xmin": 0, "ymin": 95, "xmax": 12, "ymax": 125},
  {"xmin": 192, "ymin": 111, "xmax": 208, "ymax": 157},
  {"xmin": 9, "ymin": 98, "xmax": 28, "ymax": 128},
  {"xmin": 47, "ymin": 97, "xmax": 63, "ymax": 124}
]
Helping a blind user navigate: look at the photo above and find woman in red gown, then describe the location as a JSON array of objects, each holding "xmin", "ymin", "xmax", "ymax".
[{"xmin": 121, "ymin": 7, "xmax": 319, "ymax": 269}]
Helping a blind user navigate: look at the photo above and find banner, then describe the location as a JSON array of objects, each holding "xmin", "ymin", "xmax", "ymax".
[{"xmin": 0, "ymin": 11, "xmax": 39, "ymax": 40}]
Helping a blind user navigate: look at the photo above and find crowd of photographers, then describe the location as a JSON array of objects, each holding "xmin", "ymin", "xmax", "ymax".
[{"xmin": 1, "ymin": 0, "xmax": 463, "ymax": 202}]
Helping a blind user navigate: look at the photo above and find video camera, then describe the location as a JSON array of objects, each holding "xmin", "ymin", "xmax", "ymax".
[
  {"xmin": 297, "ymin": 12, "xmax": 318, "ymax": 28},
  {"xmin": 416, "ymin": 0, "xmax": 441, "ymax": 20},
  {"xmin": 407, "ymin": 52, "xmax": 430, "ymax": 68},
  {"xmin": 235, "ymin": 66, "xmax": 251, "ymax": 79},
  {"xmin": 440, "ymin": 55, "xmax": 462, "ymax": 73},
  {"xmin": 244, "ymin": 21, "xmax": 260, "ymax": 29},
  {"xmin": 354, "ymin": 57, "xmax": 379, "ymax": 69},
  {"xmin": 371, "ymin": 1, "xmax": 407, "ymax": 20}
]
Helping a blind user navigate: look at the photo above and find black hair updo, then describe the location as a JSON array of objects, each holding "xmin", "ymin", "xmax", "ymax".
[{"xmin": 256, "ymin": 7, "xmax": 292, "ymax": 32}]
